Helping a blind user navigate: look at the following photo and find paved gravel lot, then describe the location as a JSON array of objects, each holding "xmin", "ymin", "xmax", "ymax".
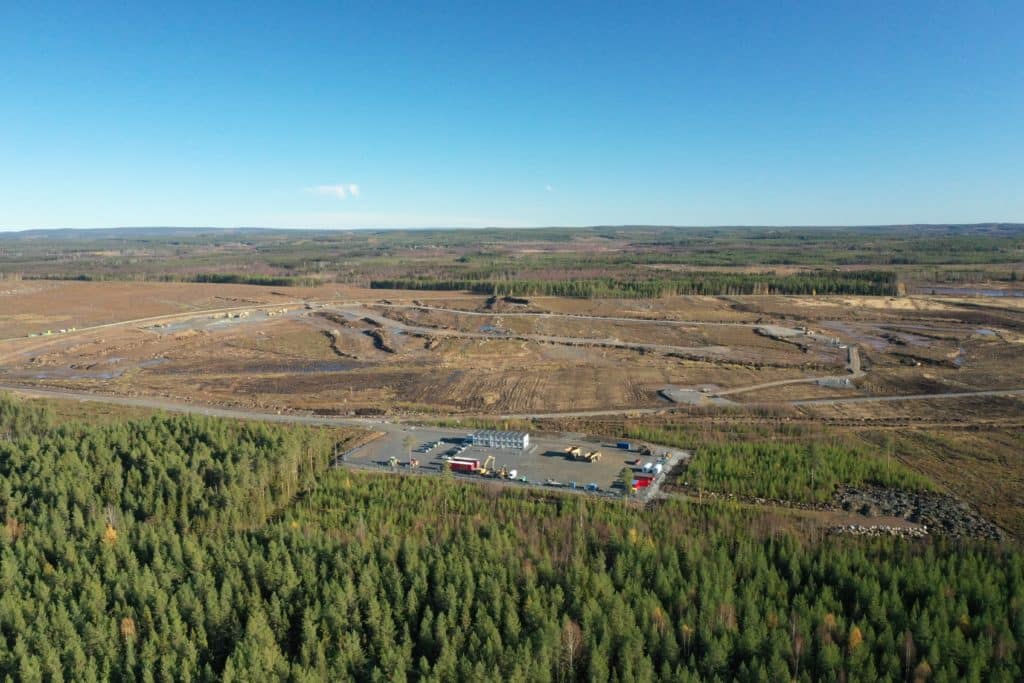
[{"xmin": 342, "ymin": 426, "xmax": 658, "ymax": 491}]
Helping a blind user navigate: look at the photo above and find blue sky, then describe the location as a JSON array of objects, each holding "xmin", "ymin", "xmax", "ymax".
[{"xmin": 2, "ymin": 1, "xmax": 1022, "ymax": 229}]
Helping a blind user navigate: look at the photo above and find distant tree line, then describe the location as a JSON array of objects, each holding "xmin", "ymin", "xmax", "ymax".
[{"xmin": 370, "ymin": 270, "xmax": 899, "ymax": 298}]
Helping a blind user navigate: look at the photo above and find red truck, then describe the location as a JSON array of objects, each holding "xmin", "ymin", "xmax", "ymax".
[
  {"xmin": 632, "ymin": 474, "xmax": 655, "ymax": 489},
  {"xmin": 448, "ymin": 458, "xmax": 480, "ymax": 474}
]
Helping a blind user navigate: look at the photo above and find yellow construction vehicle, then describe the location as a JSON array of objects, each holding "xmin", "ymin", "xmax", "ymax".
[
  {"xmin": 584, "ymin": 450, "xmax": 602, "ymax": 463},
  {"xmin": 564, "ymin": 446, "xmax": 583, "ymax": 459},
  {"xmin": 478, "ymin": 455, "xmax": 496, "ymax": 476}
]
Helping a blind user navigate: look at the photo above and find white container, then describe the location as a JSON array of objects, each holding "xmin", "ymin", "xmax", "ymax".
[
  {"xmin": 642, "ymin": 462, "xmax": 654, "ymax": 473},
  {"xmin": 652, "ymin": 463, "xmax": 664, "ymax": 475}
]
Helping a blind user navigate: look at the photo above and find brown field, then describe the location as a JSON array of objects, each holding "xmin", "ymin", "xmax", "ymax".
[{"xmin": 3, "ymin": 283, "xmax": 1022, "ymax": 418}]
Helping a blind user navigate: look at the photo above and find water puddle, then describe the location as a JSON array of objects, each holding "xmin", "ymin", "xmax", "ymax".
[
  {"xmin": 819, "ymin": 321, "xmax": 889, "ymax": 352},
  {"xmin": 912, "ymin": 287, "xmax": 1024, "ymax": 297},
  {"xmin": 148, "ymin": 359, "xmax": 365, "ymax": 375}
]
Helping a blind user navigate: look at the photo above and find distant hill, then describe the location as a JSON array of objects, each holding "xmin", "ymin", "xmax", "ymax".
[{"xmin": 2, "ymin": 223, "xmax": 1022, "ymax": 241}]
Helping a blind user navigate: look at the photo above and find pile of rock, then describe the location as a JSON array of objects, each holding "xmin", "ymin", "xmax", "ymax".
[
  {"xmin": 834, "ymin": 485, "xmax": 1005, "ymax": 541},
  {"xmin": 828, "ymin": 524, "xmax": 928, "ymax": 538}
]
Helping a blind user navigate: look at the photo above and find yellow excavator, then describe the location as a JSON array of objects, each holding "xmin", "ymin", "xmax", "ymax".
[{"xmin": 478, "ymin": 455, "xmax": 496, "ymax": 476}]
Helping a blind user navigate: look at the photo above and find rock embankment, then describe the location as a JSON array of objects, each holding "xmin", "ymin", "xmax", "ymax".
[
  {"xmin": 835, "ymin": 485, "xmax": 1005, "ymax": 541},
  {"xmin": 667, "ymin": 483, "xmax": 1007, "ymax": 541},
  {"xmin": 828, "ymin": 524, "xmax": 929, "ymax": 538}
]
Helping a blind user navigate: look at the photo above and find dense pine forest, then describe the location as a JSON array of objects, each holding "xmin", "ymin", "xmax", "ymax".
[
  {"xmin": 0, "ymin": 395, "xmax": 1022, "ymax": 681},
  {"xmin": 368, "ymin": 271, "xmax": 898, "ymax": 298},
  {"xmin": 619, "ymin": 425, "xmax": 934, "ymax": 504}
]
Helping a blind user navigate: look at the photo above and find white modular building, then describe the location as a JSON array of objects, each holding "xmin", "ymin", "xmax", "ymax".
[{"xmin": 470, "ymin": 430, "xmax": 530, "ymax": 450}]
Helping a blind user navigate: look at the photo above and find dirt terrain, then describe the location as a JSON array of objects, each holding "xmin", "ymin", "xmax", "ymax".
[{"xmin": 3, "ymin": 283, "xmax": 1023, "ymax": 419}]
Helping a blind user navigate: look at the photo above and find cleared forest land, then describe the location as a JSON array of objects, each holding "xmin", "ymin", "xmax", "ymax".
[{"xmin": 2, "ymin": 279, "xmax": 1022, "ymax": 414}]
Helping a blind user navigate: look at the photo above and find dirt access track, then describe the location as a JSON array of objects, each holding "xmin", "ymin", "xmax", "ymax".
[{"xmin": 2, "ymin": 280, "xmax": 1023, "ymax": 417}]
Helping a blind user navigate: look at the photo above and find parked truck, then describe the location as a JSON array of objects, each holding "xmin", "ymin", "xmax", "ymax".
[
  {"xmin": 632, "ymin": 474, "xmax": 655, "ymax": 490},
  {"xmin": 447, "ymin": 457, "xmax": 480, "ymax": 474}
]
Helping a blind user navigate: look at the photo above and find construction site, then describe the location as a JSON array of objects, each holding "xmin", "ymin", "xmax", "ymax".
[
  {"xmin": 338, "ymin": 425, "xmax": 686, "ymax": 496},
  {"xmin": 1, "ymin": 277, "xmax": 1022, "ymax": 528},
  {"xmin": 3, "ymin": 279, "xmax": 1020, "ymax": 419}
]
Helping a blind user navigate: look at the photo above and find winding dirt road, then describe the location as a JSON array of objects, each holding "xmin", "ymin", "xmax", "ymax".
[
  {"xmin": 2, "ymin": 384, "xmax": 1020, "ymax": 424},
  {"xmin": 337, "ymin": 305, "xmax": 733, "ymax": 359}
]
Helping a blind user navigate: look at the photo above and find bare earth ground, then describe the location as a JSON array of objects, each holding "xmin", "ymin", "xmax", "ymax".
[{"xmin": 3, "ymin": 282, "xmax": 1022, "ymax": 417}]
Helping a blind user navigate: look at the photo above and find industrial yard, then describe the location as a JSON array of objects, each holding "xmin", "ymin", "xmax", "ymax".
[{"xmin": 340, "ymin": 426, "xmax": 688, "ymax": 496}]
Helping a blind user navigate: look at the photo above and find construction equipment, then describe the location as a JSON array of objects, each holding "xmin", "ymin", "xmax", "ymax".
[
  {"xmin": 569, "ymin": 448, "xmax": 601, "ymax": 462},
  {"xmin": 478, "ymin": 455, "xmax": 496, "ymax": 476},
  {"xmin": 564, "ymin": 445, "xmax": 583, "ymax": 459},
  {"xmin": 407, "ymin": 458, "xmax": 420, "ymax": 469},
  {"xmin": 638, "ymin": 445, "xmax": 654, "ymax": 456}
]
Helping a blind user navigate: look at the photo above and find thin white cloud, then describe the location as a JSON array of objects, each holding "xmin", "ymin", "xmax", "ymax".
[
  {"xmin": 268, "ymin": 211, "xmax": 530, "ymax": 229},
  {"xmin": 307, "ymin": 183, "xmax": 360, "ymax": 200},
  {"xmin": 545, "ymin": 184, "xmax": 553, "ymax": 192}
]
